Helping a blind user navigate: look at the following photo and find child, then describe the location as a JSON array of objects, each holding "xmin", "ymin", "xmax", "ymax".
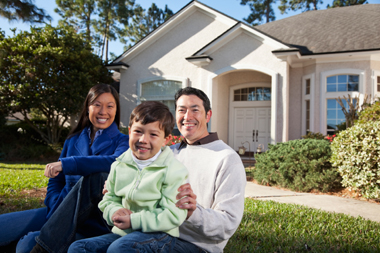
[{"xmin": 68, "ymin": 101, "xmax": 188, "ymax": 253}]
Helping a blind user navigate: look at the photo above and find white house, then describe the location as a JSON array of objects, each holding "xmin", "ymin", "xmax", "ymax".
[{"xmin": 107, "ymin": 0, "xmax": 380, "ymax": 153}]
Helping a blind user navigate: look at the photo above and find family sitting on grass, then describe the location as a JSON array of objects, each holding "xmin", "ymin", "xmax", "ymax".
[{"xmin": 0, "ymin": 84, "xmax": 246, "ymax": 253}]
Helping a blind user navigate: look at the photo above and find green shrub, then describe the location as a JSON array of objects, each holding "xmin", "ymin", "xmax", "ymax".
[
  {"xmin": 0, "ymin": 122, "xmax": 61, "ymax": 161},
  {"xmin": 357, "ymin": 101, "xmax": 380, "ymax": 124},
  {"xmin": 301, "ymin": 131, "xmax": 326, "ymax": 140},
  {"xmin": 330, "ymin": 121, "xmax": 380, "ymax": 199},
  {"xmin": 254, "ymin": 139, "xmax": 340, "ymax": 192}
]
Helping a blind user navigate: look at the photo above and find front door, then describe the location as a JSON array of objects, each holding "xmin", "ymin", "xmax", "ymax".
[{"xmin": 233, "ymin": 107, "xmax": 271, "ymax": 153}]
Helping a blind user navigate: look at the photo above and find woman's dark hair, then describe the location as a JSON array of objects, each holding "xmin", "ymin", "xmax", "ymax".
[
  {"xmin": 68, "ymin": 83, "xmax": 120, "ymax": 138},
  {"xmin": 129, "ymin": 101, "xmax": 174, "ymax": 137},
  {"xmin": 174, "ymin": 87, "xmax": 211, "ymax": 113}
]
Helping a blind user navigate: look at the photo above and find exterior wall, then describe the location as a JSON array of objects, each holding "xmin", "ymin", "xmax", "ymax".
[{"xmin": 118, "ymin": 10, "xmax": 233, "ymax": 127}]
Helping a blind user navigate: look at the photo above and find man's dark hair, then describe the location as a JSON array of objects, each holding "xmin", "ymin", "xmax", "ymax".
[
  {"xmin": 174, "ymin": 87, "xmax": 211, "ymax": 113},
  {"xmin": 129, "ymin": 101, "xmax": 174, "ymax": 137}
]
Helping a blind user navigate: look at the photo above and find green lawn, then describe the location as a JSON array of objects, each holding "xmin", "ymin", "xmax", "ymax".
[{"xmin": 1, "ymin": 163, "xmax": 380, "ymax": 252}]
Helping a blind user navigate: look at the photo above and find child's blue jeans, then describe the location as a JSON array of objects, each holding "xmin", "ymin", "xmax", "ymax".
[{"xmin": 68, "ymin": 231, "xmax": 177, "ymax": 253}]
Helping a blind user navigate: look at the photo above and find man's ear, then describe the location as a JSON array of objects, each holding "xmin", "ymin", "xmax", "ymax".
[
  {"xmin": 206, "ymin": 110, "xmax": 212, "ymax": 123},
  {"xmin": 128, "ymin": 126, "xmax": 131, "ymax": 135},
  {"xmin": 163, "ymin": 134, "xmax": 172, "ymax": 147}
]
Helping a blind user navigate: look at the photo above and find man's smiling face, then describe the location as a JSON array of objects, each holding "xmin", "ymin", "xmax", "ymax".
[{"xmin": 176, "ymin": 94, "xmax": 211, "ymax": 144}]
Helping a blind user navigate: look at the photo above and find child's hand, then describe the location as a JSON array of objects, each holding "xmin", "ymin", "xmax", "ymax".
[{"xmin": 112, "ymin": 208, "xmax": 132, "ymax": 230}]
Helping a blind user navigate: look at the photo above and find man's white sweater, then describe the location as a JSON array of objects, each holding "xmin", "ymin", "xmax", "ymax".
[{"xmin": 171, "ymin": 140, "xmax": 246, "ymax": 252}]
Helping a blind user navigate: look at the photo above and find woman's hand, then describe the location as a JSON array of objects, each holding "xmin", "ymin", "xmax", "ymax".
[
  {"xmin": 112, "ymin": 208, "xmax": 132, "ymax": 230},
  {"xmin": 44, "ymin": 162, "xmax": 63, "ymax": 178},
  {"xmin": 176, "ymin": 183, "xmax": 197, "ymax": 220}
]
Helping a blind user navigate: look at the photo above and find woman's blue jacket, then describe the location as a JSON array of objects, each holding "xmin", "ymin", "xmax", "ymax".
[{"xmin": 44, "ymin": 122, "xmax": 129, "ymax": 219}]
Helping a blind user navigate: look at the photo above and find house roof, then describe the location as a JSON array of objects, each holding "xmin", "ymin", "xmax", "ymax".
[{"xmin": 256, "ymin": 4, "xmax": 380, "ymax": 55}]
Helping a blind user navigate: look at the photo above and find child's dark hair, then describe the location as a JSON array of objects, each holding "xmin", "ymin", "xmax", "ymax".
[{"xmin": 129, "ymin": 101, "xmax": 174, "ymax": 137}]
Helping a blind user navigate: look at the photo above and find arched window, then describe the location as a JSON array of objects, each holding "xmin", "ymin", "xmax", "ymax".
[
  {"xmin": 233, "ymin": 87, "xmax": 271, "ymax": 101},
  {"xmin": 140, "ymin": 80, "xmax": 182, "ymax": 129}
]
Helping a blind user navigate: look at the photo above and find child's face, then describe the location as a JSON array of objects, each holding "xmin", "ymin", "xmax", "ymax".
[{"xmin": 129, "ymin": 120, "xmax": 170, "ymax": 160}]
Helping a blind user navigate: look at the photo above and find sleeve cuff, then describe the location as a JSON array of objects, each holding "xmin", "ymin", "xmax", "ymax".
[
  {"xmin": 60, "ymin": 157, "xmax": 76, "ymax": 175},
  {"xmin": 130, "ymin": 212, "xmax": 142, "ymax": 230}
]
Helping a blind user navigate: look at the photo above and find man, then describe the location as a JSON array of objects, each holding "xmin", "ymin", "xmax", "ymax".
[{"xmin": 171, "ymin": 87, "xmax": 246, "ymax": 252}]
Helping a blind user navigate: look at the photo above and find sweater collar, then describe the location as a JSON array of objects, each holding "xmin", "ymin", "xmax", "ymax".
[{"xmin": 178, "ymin": 132, "xmax": 219, "ymax": 149}]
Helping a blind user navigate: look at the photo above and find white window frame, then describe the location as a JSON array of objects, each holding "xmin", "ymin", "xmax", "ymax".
[
  {"xmin": 302, "ymin": 74, "xmax": 315, "ymax": 135},
  {"xmin": 373, "ymin": 70, "xmax": 380, "ymax": 101},
  {"xmin": 320, "ymin": 69, "xmax": 365, "ymax": 135}
]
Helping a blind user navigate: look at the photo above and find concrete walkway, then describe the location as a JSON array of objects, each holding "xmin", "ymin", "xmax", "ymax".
[{"xmin": 245, "ymin": 181, "xmax": 380, "ymax": 223}]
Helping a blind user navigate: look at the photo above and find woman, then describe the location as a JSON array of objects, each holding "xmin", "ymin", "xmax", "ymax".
[{"xmin": 0, "ymin": 83, "xmax": 129, "ymax": 253}]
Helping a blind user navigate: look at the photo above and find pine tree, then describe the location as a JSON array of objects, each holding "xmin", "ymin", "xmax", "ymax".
[
  {"xmin": 240, "ymin": 0, "xmax": 276, "ymax": 26},
  {"xmin": 278, "ymin": 0, "xmax": 323, "ymax": 14},
  {"xmin": 121, "ymin": 3, "xmax": 173, "ymax": 47},
  {"xmin": 328, "ymin": 0, "xmax": 368, "ymax": 8},
  {"xmin": 0, "ymin": 0, "xmax": 51, "ymax": 23}
]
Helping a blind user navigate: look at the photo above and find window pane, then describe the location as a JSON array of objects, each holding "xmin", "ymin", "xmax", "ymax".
[
  {"xmin": 263, "ymin": 93, "xmax": 271, "ymax": 101},
  {"xmin": 337, "ymin": 110, "xmax": 345, "ymax": 119},
  {"xmin": 248, "ymin": 92, "xmax": 256, "ymax": 101},
  {"xmin": 327, "ymin": 85, "xmax": 336, "ymax": 92},
  {"xmin": 337, "ymin": 75, "xmax": 347, "ymax": 83},
  {"xmin": 248, "ymin": 87, "xmax": 255, "ymax": 93},
  {"xmin": 348, "ymin": 82, "xmax": 358, "ymax": 91},
  {"xmin": 327, "ymin": 120, "xmax": 337, "ymax": 130},
  {"xmin": 349, "ymin": 75, "xmax": 359, "ymax": 83},
  {"xmin": 241, "ymin": 88, "xmax": 248, "ymax": 94},
  {"xmin": 337, "ymin": 83, "xmax": 347, "ymax": 92},
  {"xmin": 327, "ymin": 99, "xmax": 337, "ymax": 109},
  {"xmin": 327, "ymin": 110, "xmax": 336, "ymax": 119},
  {"xmin": 141, "ymin": 80, "xmax": 181, "ymax": 98},
  {"xmin": 234, "ymin": 94, "xmax": 240, "ymax": 101},
  {"xmin": 327, "ymin": 76, "xmax": 336, "ymax": 84},
  {"xmin": 234, "ymin": 90, "xmax": 240, "ymax": 95},
  {"xmin": 241, "ymin": 94, "xmax": 247, "ymax": 101},
  {"xmin": 378, "ymin": 84, "xmax": 380, "ymax": 92}
]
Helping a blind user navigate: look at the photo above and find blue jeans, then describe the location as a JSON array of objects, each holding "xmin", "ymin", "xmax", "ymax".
[
  {"xmin": 172, "ymin": 238, "xmax": 208, "ymax": 253},
  {"xmin": 0, "ymin": 207, "xmax": 47, "ymax": 253},
  {"xmin": 35, "ymin": 173, "xmax": 110, "ymax": 253},
  {"xmin": 68, "ymin": 231, "xmax": 177, "ymax": 253}
]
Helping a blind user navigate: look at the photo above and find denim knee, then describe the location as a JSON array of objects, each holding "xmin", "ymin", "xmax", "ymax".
[
  {"xmin": 108, "ymin": 232, "xmax": 176, "ymax": 253},
  {"xmin": 16, "ymin": 231, "xmax": 40, "ymax": 253}
]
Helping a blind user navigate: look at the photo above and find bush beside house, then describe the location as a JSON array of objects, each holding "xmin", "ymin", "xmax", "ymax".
[
  {"xmin": 330, "ymin": 121, "xmax": 380, "ymax": 199},
  {"xmin": 254, "ymin": 139, "xmax": 341, "ymax": 193}
]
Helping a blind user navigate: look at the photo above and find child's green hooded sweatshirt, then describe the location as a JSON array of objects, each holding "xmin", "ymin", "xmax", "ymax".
[{"xmin": 99, "ymin": 146, "xmax": 188, "ymax": 237}]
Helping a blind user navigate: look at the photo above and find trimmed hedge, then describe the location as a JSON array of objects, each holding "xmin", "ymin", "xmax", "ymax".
[
  {"xmin": 254, "ymin": 139, "xmax": 341, "ymax": 192},
  {"xmin": 330, "ymin": 121, "xmax": 380, "ymax": 199}
]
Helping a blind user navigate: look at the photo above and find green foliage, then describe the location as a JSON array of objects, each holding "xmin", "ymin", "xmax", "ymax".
[
  {"xmin": 330, "ymin": 121, "xmax": 380, "ymax": 199},
  {"xmin": 240, "ymin": 0, "xmax": 276, "ymax": 26},
  {"xmin": 0, "ymin": 0, "xmax": 51, "ymax": 23},
  {"xmin": 122, "ymin": 3, "xmax": 173, "ymax": 47},
  {"xmin": 328, "ymin": 0, "xmax": 368, "ymax": 8},
  {"xmin": 254, "ymin": 139, "xmax": 340, "ymax": 192},
  {"xmin": 279, "ymin": 0, "xmax": 323, "ymax": 14},
  {"xmin": 0, "ymin": 122, "xmax": 62, "ymax": 161},
  {"xmin": 357, "ymin": 101, "xmax": 380, "ymax": 124},
  {"xmin": 0, "ymin": 24, "xmax": 112, "ymax": 144},
  {"xmin": 301, "ymin": 131, "xmax": 326, "ymax": 140},
  {"xmin": 225, "ymin": 198, "xmax": 380, "ymax": 252}
]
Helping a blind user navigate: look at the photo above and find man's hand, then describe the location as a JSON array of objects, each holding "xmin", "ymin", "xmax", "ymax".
[
  {"xmin": 44, "ymin": 162, "xmax": 63, "ymax": 178},
  {"xmin": 102, "ymin": 180, "xmax": 108, "ymax": 195},
  {"xmin": 112, "ymin": 208, "xmax": 132, "ymax": 230},
  {"xmin": 176, "ymin": 183, "xmax": 197, "ymax": 219}
]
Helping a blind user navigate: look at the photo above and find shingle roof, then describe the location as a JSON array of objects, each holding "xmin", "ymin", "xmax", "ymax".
[{"xmin": 256, "ymin": 4, "xmax": 380, "ymax": 55}]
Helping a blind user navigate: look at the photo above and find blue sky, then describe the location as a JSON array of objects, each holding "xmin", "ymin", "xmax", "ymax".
[{"xmin": 1, "ymin": 0, "xmax": 379, "ymax": 57}]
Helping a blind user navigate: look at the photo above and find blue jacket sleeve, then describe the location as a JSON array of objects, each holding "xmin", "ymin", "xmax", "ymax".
[
  {"xmin": 44, "ymin": 139, "xmax": 70, "ymax": 212},
  {"xmin": 60, "ymin": 135, "xmax": 129, "ymax": 176}
]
